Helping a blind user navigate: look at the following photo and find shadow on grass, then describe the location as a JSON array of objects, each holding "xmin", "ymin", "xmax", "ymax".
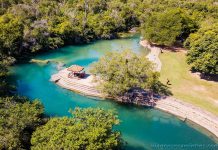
[
  {"xmin": 199, "ymin": 73, "xmax": 218, "ymax": 82},
  {"xmin": 191, "ymin": 70, "xmax": 218, "ymax": 82},
  {"xmin": 151, "ymin": 81, "xmax": 173, "ymax": 97}
]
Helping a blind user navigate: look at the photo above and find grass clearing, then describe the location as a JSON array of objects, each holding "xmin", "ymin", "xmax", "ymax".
[{"xmin": 159, "ymin": 51, "xmax": 218, "ymax": 115}]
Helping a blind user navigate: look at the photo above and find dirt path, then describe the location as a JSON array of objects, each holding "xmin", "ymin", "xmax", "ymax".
[
  {"xmin": 140, "ymin": 39, "xmax": 218, "ymax": 138},
  {"xmin": 140, "ymin": 40, "xmax": 161, "ymax": 71}
]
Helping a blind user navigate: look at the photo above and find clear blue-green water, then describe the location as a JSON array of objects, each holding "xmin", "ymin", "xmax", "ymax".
[{"xmin": 11, "ymin": 35, "xmax": 217, "ymax": 149}]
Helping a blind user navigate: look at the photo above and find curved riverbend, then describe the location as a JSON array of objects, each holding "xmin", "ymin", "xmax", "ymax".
[
  {"xmin": 11, "ymin": 35, "xmax": 218, "ymax": 149},
  {"xmin": 51, "ymin": 38, "xmax": 218, "ymax": 138}
]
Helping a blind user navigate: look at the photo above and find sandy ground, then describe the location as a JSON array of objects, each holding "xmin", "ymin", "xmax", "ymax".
[
  {"xmin": 140, "ymin": 40, "xmax": 162, "ymax": 71},
  {"xmin": 140, "ymin": 39, "xmax": 218, "ymax": 138}
]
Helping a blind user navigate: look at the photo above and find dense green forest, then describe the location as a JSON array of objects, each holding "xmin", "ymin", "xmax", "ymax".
[
  {"xmin": 0, "ymin": 0, "xmax": 218, "ymax": 149},
  {"xmin": 0, "ymin": 0, "xmax": 217, "ymax": 73}
]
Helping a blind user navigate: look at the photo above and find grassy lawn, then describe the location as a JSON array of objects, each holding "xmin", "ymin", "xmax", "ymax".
[{"xmin": 159, "ymin": 51, "xmax": 218, "ymax": 115}]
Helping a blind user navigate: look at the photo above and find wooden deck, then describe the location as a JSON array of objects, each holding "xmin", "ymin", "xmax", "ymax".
[{"xmin": 50, "ymin": 68, "xmax": 103, "ymax": 98}]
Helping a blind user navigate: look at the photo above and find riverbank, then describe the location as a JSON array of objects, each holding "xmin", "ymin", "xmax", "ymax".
[
  {"xmin": 159, "ymin": 51, "xmax": 218, "ymax": 115},
  {"xmin": 156, "ymin": 97, "xmax": 218, "ymax": 138},
  {"xmin": 51, "ymin": 66, "xmax": 218, "ymax": 138},
  {"xmin": 139, "ymin": 39, "xmax": 218, "ymax": 138},
  {"xmin": 50, "ymin": 40, "xmax": 218, "ymax": 138},
  {"xmin": 51, "ymin": 67, "xmax": 218, "ymax": 138}
]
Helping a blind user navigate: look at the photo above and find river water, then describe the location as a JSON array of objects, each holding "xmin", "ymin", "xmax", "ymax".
[{"xmin": 11, "ymin": 35, "xmax": 217, "ymax": 149}]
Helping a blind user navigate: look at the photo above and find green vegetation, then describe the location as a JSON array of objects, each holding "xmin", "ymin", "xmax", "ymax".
[
  {"xmin": 31, "ymin": 108, "xmax": 122, "ymax": 150},
  {"xmin": 0, "ymin": 96, "xmax": 44, "ymax": 149},
  {"xmin": 0, "ymin": 55, "xmax": 122, "ymax": 149},
  {"xmin": 0, "ymin": 63, "xmax": 11, "ymax": 96},
  {"xmin": 0, "ymin": 0, "xmax": 217, "ymax": 75},
  {"xmin": 160, "ymin": 51, "xmax": 218, "ymax": 115},
  {"xmin": 0, "ymin": 0, "xmax": 143, "ymax": 60},
  {"xmin": 142, "ymin": 9, "xmax": 197, "ymax": 46},
  {"xmin": 0, "ymin": 0, "xmax": 218, "ymax": 148},
  {"xmin": 185, "ymin": 23, "xmax": 218, "ymax": 74},
  {"xmin": 141, "ymin": 0, "xmax": 218, "ymax": 46},
  {"xmin": 0, "ymin": 13, "xmax": 24, "ymax": 56},
  {"xmin": 90, "ymin": 50, "xmax": 170, "ymax": 98},
  {"xmin": 140, "ymin": 0, "xmax": 217, "ymax": 75}
]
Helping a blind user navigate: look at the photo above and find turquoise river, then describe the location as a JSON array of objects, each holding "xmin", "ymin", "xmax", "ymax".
[{"xmin": 11, "ymin": 35, "xmax": 217, "ymax": 149}]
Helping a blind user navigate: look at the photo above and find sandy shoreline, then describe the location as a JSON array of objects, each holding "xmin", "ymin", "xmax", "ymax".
[
  {"xmin": 140, "ymin": 39, "xmax": 218, "ymax": 138},
  {"xmin": 140, "ymin": 40, "xmax": 162, "ymax": 72}
]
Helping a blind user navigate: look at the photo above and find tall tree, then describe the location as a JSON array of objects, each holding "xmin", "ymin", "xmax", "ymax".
[
  {"xmin": 142, "ymin": 9, "xmax": 197, "ymax": 46},
  {"xmin": 185, "ymin": 23, "xmax": 218, "ymax": 74},
  {"xmin": 0, "ymin": 13, "xmax": 24, "ymax": 56},
  {"xmin": 90, "ymin": 50, "xmax": 169, "ymax": 97}
]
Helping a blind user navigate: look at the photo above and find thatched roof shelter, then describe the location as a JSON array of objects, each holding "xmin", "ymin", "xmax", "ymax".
[{"xmin": 67, "ymin": 65, "xmax": 84, "ymax": 72}]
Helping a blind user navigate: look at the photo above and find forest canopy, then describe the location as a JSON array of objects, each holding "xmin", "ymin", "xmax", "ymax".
[
  {"xmin": 142, "ymin": 9, "xmax": 197, "ymax": 46},
  {"xmin": 0, "ymin": 0, "xmax": 217, "ymax": 59},
  {"xmin": 31, "ymin": 108, "xmax": 122, "ymax": 150},
  {"xmin": 0, "ymin": 0, "xmax": 218, "ymax": 148},
  {"xmin": 0, "ymin": 0, "xmax": 217, "ymax": 74},
  {"xmin": 0, "ymin": 96, "xmax": 44, "ymax": 149},
  {"xmin": 185, "ymin": 23, "xmax": 218, "ymax": 74}
]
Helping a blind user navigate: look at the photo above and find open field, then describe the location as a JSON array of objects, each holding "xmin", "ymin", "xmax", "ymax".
[{"xmin": 159, "ymin": 51, "xmax": 218, "ymax": 115}]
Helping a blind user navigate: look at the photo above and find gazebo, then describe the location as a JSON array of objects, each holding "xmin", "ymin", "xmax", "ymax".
[{"xmin": 67, "ymin": 65, "xmax": 85, "ymax": 78}]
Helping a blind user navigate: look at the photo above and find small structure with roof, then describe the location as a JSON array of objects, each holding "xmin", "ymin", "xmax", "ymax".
[{"xmin": 67, "ymin": 65, "xmax": 85, "ymax": 79}]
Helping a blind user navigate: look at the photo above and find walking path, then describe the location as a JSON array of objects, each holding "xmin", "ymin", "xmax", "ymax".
[
  {"xmin": 156, "ymin": 97, "xmax": 218, "ymax": 138},
  {"xmin": 140, "ymin": 39, "xmax": 218, "ymax": 138},
  {"xmin": 140, "ymin": 40, "xmax": 162, "ymax": 72}
]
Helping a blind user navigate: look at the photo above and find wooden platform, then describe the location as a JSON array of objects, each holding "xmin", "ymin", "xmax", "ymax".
[{"xmin": 50, "ymin": 68, "xmax": 103, "ymax": 98}]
